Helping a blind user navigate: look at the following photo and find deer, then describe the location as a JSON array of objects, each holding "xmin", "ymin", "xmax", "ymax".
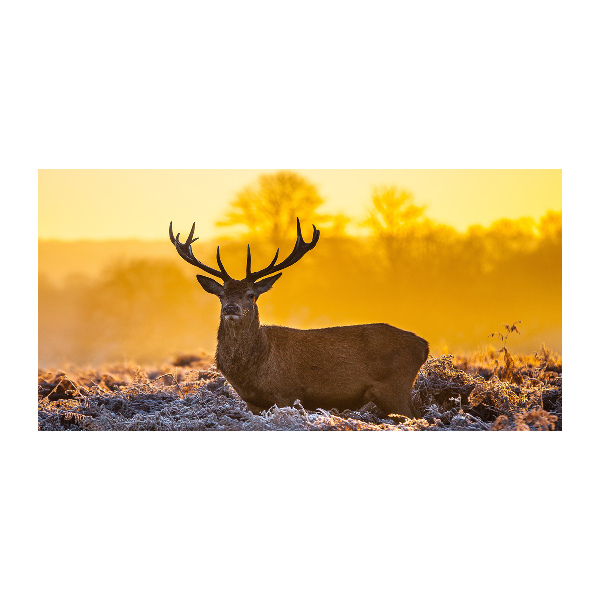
[{"xmin": 169, "ymin": 218, "xmax": 429, "ymax": 419}]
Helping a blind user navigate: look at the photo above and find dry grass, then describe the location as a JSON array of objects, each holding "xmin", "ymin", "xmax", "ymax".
[{"xmin": 38, "ymin": 347, "xmax": 561, "ymax": 432}]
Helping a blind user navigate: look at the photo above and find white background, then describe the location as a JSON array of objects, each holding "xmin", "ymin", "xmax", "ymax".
[{"xmin": 2, "ymin": 1, "xmax": 596, "ymax": 599}]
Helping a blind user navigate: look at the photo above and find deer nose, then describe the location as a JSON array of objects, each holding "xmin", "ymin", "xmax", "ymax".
[{"xmin": 222, "ymin": 303, "xmax": 242, "ymax": 316}]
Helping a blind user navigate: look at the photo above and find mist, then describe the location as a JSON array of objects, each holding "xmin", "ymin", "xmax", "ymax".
[{"xmin": 38, "ymin": 210, "xmax": 561, "ymax": 367}]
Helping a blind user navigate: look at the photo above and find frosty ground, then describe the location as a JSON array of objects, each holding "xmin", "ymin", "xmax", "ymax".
[{"xmin": 38, "ymin": 349, "xmax": 561, "ymax": 431}]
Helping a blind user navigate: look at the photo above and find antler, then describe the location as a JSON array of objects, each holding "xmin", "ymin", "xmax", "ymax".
[
  {"xmin": 169, "ymin": 222, "xmax": 232, "ymax": 281},
  {"xmin": 244, "ymin": 218, "xmax": 320, "ymax": 282}
]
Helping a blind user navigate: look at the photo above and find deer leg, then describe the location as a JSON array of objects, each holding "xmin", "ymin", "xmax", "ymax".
[
  {"xmin": 244, "ymin": 401, "xmax": 265, "ymax": 415},
  {"xmin": 365, "ymin": 384, "xmax": 416, "ymax": 420}
]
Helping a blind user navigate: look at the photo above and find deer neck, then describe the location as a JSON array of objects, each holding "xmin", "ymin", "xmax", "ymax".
[{"xmin": 215, "ymin": 309, "xmax": 269, "ymax": 378}]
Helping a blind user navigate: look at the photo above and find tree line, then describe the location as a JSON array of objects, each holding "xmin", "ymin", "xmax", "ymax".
[{"xmin": 39, "ymin": 171, "xmax": 561, "ymax": 366}]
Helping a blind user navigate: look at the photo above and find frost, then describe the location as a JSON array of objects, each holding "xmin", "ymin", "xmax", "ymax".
[{"xmin": 38, "ymin": 350, "xmax": 561, "ymax": 431}]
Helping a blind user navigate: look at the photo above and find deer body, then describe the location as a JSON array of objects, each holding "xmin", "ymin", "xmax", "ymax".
[
  {"xmin": 217, "ymin": 320, "xmax": 428, "ymax": 416},
  {"xmin": 170, "ymin": 218, "xmax": 429, "ymax": 419}
]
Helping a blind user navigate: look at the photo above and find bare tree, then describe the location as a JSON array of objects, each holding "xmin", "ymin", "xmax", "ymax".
[
  {"xmin": 217, "ymin": 171, "xmax": 327, "ymax": 247},
  {"xmin": 537, "ymin": 210, "xmax": 561, "ymax": 244},
  {"xmin": 363, "ymin": 185, "xmax": 426, "ymax": 264}
]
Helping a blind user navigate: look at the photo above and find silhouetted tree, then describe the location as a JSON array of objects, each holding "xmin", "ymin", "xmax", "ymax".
[
  {"xmin": 217, "ymin": 171, "xmax": 327, "ymax": 246},
  {"xmin": 363, "ymin": 185, "xmax": 426, "ymax": 266},
  {"xmin": 485, "ymin": 217, "xmax": 537, "ymax": 257},
  {"xmin": 537, "ymin": 210, "xmax": 561, "ymax": 245}
]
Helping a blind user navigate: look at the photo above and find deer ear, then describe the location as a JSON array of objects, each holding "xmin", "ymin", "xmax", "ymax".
[
  {"xmin": 255, "ymin": 273, "xmax": 282, "ymax": 296},
  {"xmin": 196, "ymin": 274, "xmax": 224, "ymax": 296}
]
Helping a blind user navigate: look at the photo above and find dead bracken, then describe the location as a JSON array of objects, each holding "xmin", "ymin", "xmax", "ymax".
[{"xmin": 38, "ymin": 349, "xmax": 561, "ymax": 431}]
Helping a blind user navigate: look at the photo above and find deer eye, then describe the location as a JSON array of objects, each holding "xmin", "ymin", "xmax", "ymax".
[{"xmin": 246, "ymin": 291, "xmax": 256, "ymax": 299}]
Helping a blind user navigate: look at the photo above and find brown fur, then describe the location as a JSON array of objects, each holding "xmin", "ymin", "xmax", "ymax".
[
  {"xmin": 171, "ymin": 221, "xmax": 429, "ymax": 418},
  {"xmin": 207, "ymin": 280, "xmax": 428, "ymax": 418}
]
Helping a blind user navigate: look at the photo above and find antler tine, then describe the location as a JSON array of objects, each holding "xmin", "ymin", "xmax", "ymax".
[
  {"xmin": 185, "ymin": 222, "xmax": 198, "ymax": 246},
  {"xmin": 246, "ymin": 244, "xmax": 280, "ymax": 280},
  {"xmin": 216, "ymin": 246, "xmax": 232, "ymax": 280},
  {"xmin": 266, "ymin": 248, "xmax": 280, "ymax": 270},
  {"xmin": 296, "ymin": 216, "xmax": 303, "ymax": 241},
  {"xmin": 169, "ymin": 222, "xmax": 232, "ymax": 281},
  {"xmin": 246, "ymin": 245, "xmax": 252, "ymax": 280},
  {"xmin": 244, "ymin": 218, "xmax": 320, "ymax": 282}
]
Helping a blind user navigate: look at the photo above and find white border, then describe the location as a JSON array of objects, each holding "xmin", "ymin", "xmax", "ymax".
[{"xmin": 3, "ymin": 1, "xmax": 596, "ymax": 599}]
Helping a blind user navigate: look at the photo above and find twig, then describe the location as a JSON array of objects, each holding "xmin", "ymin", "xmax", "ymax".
[{"xmin": 154, "ymin": 371, "xmax": 185, "ymax": 398}]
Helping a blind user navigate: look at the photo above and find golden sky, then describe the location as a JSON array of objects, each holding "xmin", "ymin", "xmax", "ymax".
[{"xmin": 38, "ymin": 169, "xmax": 561, "ymax": 240}]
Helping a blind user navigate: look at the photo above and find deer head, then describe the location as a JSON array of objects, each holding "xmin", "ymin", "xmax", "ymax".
[{"xmin": 169, "ymin": 218, "xmax": 320, "ymax": 324}]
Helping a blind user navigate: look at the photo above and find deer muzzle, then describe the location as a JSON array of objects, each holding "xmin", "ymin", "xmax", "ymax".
[{"xmin": 222, "ymin": 304, "xmax": 242, "ymax": 320}]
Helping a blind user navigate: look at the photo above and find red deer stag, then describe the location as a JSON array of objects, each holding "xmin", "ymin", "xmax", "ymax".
[{"xmin": 169, "ymin": 218, "xmax": 429, "ymax": 418}]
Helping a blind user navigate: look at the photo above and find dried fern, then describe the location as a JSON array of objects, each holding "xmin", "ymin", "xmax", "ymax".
[{"xmin": 38, "ymin": 350, "xmax": 561, "ymax": 432}]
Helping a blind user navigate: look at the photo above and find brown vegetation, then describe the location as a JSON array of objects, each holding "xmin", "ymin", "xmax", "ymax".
[{"xmin": 38, "ymin": 348, "xmax": 561, "ymax": 431}]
